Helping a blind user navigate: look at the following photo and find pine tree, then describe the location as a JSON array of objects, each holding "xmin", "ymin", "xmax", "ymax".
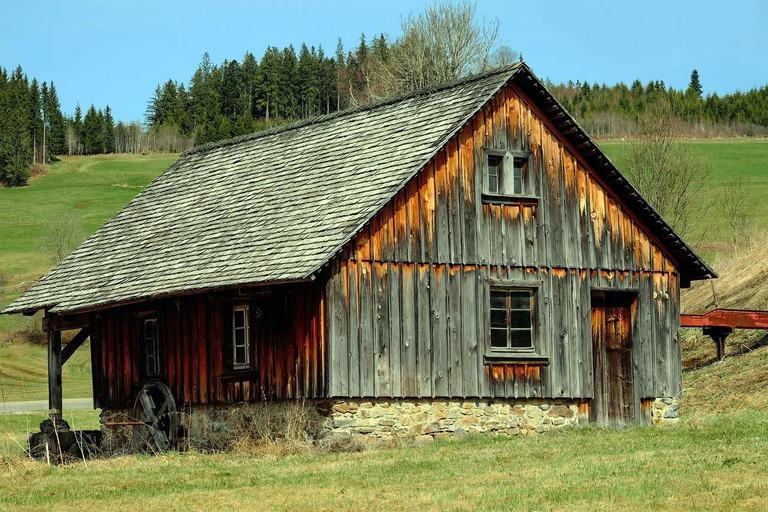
[
  {"xmin": 256, "ymin": 46, "xmax": 281, "ymax": 121},
  {"xmin": 83, "ymin": 105, "xmax": 104, "ymax": 155},
  {"xmin": 103, "ymin": 106, "xmax": 115, "ymax": 153},
  {"xmin": 0, "ymin": 66, "xmax": 32, "ymax": 185},
  {"xmin": 688, "ymin": 69, "xmax": 703, "ymax": 97},
  {"xmin": 46, "ymin": 82, "xmax": 65, "ymax": 156}
]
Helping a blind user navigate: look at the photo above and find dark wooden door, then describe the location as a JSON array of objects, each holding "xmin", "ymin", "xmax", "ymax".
[{"xmin": 591, "ymin": 291, "xmax": 636, "ymax": 428}]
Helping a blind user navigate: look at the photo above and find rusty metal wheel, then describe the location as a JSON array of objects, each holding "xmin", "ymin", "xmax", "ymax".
[{"xmin": 132, "ymin": 382, "xmax": 178, "ymax": 453}]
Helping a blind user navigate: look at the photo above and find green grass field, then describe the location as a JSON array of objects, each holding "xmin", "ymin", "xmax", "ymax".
[{"xmin": 1, "ymin": 410, "xmax": 766, "ymax": 510}]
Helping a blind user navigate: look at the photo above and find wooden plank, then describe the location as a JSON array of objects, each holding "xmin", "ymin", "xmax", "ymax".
[
  {"xmin": 447, "ymin": 264, "xmax": 463, "ymax": 397},
  {"xmin": 445, "ymin": 138, "xmax": 462, "ymax": 263},
  {"xmin": 197, "ymin": 295, "xmax": 208, "ymax": 404},
  {"xmin": 416, "ymin": 264, "xmax": 433, "ymax": 397},
  {"xmin": 579, "ymin": 270, "xmax": 593, "ymax": 398},
  {"xmin": 568, "ymin": 269, "xmax": 583, "ymax": 398},
  {"xmin": 347, "ymin": 260, "xmax": 360, "ymax": 396},
  {"xmin": 329, "ymin": 259, "xmax": 348, "ymax": 396},
  {"xmin": 431, "ymin": 265, "xmax": 449, "ymax": 396},
  {"xmin": 381, "ymin": 203, "xmax": 395, "ymax": 262},
  {"xmin": 576, "ymin": 161, "xmax": 592, "ymax": 267},
  {"xmin": 374, "ymin": 262, "xmax": 391, "ymax": 397},
  {"xmin": 549, "ymin": 270, "xmax": 566, "ymax": 398},
  {"xmin": 459, "ymin": 124, "xmax": 477, "ymax": 264},
  {"xmin": 405, "ymin": 179, "xmax": 421, "ymax": 262},
  {"xmin": 89, "ymin": 314, "xmax": 102, "ymax": 409},
  {"xmin": 490, "ymin": 364, "xmax": 505, "ymax": 398},
  {"xmin": 419, "ymin": 161, "xmax": 437, "ymax": 262},
  {"xmin": 401, "ymin": 263, "xmax": 418, "ymax": 396},
  {"xmin": 473, "ymin": 112, "xmax": 489, "ymax": 265},
  {"xmin": 434, "ymin": 149, "xmax": 450, "ymax": 262},
  {"xmin": 461, "ymin": 266, "xmax": 479, "ymax": 397},
  {"xmin": 359, "ymin": 260, "xmax": 375, "ymax": 397},
  {"xmin": 394, "ymin": 191, "xmax": 408, "ymax": 262},
  {"xmin": 389, "ymin": 263, "xmax": 403, "ymax": 397},
  {"xmin": 476, "ymin": 266, "xmax": 491, "ymax": 397}
]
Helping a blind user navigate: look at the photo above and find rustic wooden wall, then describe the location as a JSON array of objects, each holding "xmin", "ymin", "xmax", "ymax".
[
  {"xmin": 90, "ymin": 283, "xmax": 326, "ymax": 409},
  {"xmin": 326, "ymin": 82, "xmax": 682, "ymax": 400}
]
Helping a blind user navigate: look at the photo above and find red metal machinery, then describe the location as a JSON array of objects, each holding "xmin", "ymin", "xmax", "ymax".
[{"xmin": 681, "ymin": 309, "xmax": 768, "ymax": 360}]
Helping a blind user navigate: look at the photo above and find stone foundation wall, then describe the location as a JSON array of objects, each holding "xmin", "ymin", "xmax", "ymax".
[
  {"xmin": 101, "ymin": 398, "xmax": 584, "ymax": 452},
  {"xmin": 652, "ymin": 397, "xmax": 681, "ymax": 425}
]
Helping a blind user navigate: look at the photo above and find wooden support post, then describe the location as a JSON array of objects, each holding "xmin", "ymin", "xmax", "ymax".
[
  {"xmin": 47, "ymin": 325, "xmax": 63, "ymax": 421},
  {"xmin": 703, "ymin": 326, "xmax": 732, "ymax": 361}
]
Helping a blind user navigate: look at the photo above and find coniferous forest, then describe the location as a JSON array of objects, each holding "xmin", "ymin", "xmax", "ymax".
[{"xmin": 2, "ymin": 4, "xmax": 768, "ymax": 187}]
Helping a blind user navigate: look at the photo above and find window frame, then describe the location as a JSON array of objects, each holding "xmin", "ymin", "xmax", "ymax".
[
  {"xmin": 140, "ymin": 317, "xmax": 161, "ymax": 379},
  {"xmin": 484, "ymin": 280, "xmax": 548, "ymax": 364},
  {"xmin": 482, "ymin": 149, "xmax": 537, "ymax": 205},
  {"xmin": 231, "ymin": 305, "xmax": 251, "ymax": 370}
]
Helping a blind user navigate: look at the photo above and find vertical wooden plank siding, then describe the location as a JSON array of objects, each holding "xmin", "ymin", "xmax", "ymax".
[{"xmin": 322, "ymin": 85, "xmax": 681, "ymax": 402}]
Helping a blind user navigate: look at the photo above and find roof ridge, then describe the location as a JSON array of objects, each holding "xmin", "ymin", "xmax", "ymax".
[{"xmin": 183, "ymin": 63, "xmax": 522, "ymax": 157}]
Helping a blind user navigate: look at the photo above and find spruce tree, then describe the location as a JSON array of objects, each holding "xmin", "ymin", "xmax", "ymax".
[
  {"xmin": 688, "ymin": 69, "xmax": 703, "ymax": 97},
  {"xmin": 103, "ymin": 106, "xmax": 115, "ymax": 153}
]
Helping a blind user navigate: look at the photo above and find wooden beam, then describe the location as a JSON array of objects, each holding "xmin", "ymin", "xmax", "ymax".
[
  {"xmin": 43, "ymin": 313, "xmax": 89, "ymax": 332},
  {"xmin": 62, "ymin": 327, "xmax": 90, "ymax": 365},
  {"xmin": 47, "ymin": 324, "xmax": 63, "ymax": 421}
]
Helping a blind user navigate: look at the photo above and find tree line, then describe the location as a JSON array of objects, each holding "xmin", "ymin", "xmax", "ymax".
[{"xmin": 549, "ymin": 70, "xmax": 768, "ymax": 138}]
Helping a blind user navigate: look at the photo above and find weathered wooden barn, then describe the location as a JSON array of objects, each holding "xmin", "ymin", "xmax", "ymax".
[{"xmin": 3, "ymin": 63, "xmax": 714, "ymax": 449}]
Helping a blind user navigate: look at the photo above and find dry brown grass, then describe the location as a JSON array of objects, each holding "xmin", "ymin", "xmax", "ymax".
[
  {"xmin": 682, "ymin": 343, "xmax": 768, "ymax": 417},
  {"xmin": 683, "ymin": 231, "xmax": 768, "ymax": 313}
]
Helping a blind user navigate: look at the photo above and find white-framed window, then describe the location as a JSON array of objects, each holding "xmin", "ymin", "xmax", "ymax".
[
  {"xmin": 483, "ymin": 150, "xmax": 531, "ymax": 197},
  {"xmin": 232, "ymin": 306, "xmax": 250, "ymax": 370},
  {"xmin": 143, "ymin": 318, "xmax": 160, "ymax": 377}
]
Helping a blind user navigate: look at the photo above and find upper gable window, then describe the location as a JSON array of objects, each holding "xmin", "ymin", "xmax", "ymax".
[{"xmin": 483, "ymin": 150, "xmax": 534, "ymax": 204}]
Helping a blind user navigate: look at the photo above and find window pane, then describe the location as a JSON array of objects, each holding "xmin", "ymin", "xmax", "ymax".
[
  {"xmin": 510, "ymin": 329, "xmax": 532, "ymax": 348},
  {"xmin": 234, "ymin": 328, "xmax": 245, "ymax": 347},
  {"xmin": 235, "ymin": 346, "xmax": 247, "ymax": 365},
  {"xmin": 490, "ymin": 291, "xmax": 507, "ymax": 309},
  {"xmin": 491, "ymin": 328, "xmax": 507, "ymax": 348},
  {"xmin": 513, "ymin": 159, "xmax": 524, "ymax": 194},
  {"xmin": 234, "ymin": 309, "xmax": 245, "ymax": 328},
  {"xmin": 510, "ymin": 310, "xmax": 531, "ymax": 329},
  {"xmin": 487, "ymin": 156, "xmax": 502, "ymax": 194},
  {"xmin": 490, "ymin": 309, "xmax": 507, "ymax": 328},
  {"xmin": 510, "ymin": 291, "xmax": 531, "ymax": 310}
]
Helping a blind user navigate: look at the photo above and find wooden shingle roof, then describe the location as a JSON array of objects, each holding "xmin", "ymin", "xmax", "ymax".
[{"xmin": 4, "ymin": 63, "xmax": 714, "ymax": 315}]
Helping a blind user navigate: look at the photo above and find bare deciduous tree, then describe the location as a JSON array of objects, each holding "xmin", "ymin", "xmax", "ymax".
[
  {"xmin": 715, "ymin": 176, "xmax": 755, "ymax": 252},
  {"xmin": 391, "ymin": 1, "xmax": 510, "ymax": 93},
  {"xmin": 40, "ymin": 213, "xmax": 85, "ymax": 264},
  {"xmin": 617, "ymin": 105, "xmax": 710, "ymax": 241}
]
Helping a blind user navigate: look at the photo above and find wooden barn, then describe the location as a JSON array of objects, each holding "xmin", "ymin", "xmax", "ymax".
[{"xmin": 3, "ymin": 63, "xmax": 714, "ymax": 449}]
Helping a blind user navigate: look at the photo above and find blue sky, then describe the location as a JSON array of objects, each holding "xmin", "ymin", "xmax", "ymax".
[{"xmin": 3, "ymin": 0, "xmax": 766, "ymax": 121}]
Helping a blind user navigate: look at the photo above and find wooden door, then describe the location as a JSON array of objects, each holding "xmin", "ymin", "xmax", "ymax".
[{"xmin": 590, "ymin": 291, "xmax": 636, "ymax": 428}]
